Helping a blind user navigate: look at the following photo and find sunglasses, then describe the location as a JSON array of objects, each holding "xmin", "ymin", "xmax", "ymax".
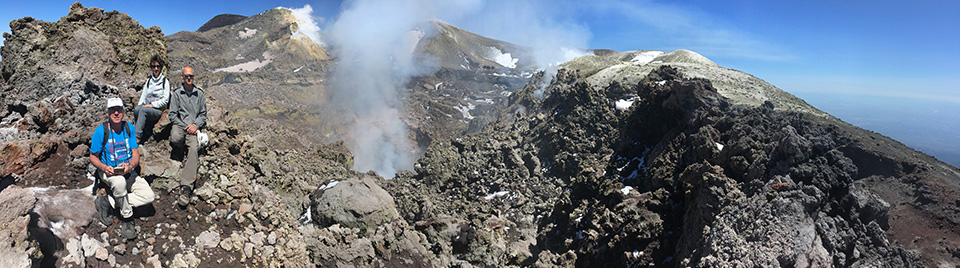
[
  {"xmin": 150, "ymin": 65, "xmax": 161, "ymax": 69},
  {"xmin": 183, "ymin": 74, "xmax": 195, "ymax": 79},
  {"xmin": 108, "ymin": 107, "xmax": 124, "ymax": 114}
]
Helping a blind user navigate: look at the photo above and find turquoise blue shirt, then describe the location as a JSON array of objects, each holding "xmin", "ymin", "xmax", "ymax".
[{"xmin": 90, "ymin": 122, "xmax": 138, "ymax": 167}]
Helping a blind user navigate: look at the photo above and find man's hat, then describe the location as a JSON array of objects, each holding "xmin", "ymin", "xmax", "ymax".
[{"xmin": 106, "ymin": 97, "xmax": 123, "ymax": 111}]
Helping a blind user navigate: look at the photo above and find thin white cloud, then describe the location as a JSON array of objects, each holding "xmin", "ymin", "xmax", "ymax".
[{"xmin": 590, "ymin": 0, "xmax": 795, "ymax": 62}]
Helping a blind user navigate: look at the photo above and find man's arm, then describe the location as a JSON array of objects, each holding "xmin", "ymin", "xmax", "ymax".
[
  {"xmin": 89, "ymin": 153, "xmax": 115, "ymax": 176},
  {"xmin": 125, "ymin": 148, "xmax": 139, "ymax": 174},
  {"xmin": 195, "ymin": 91, "xmax": 207, "ymax": 130},
  {"xmin": 169, "ymin": 90, "xmax": 186, "ymax": 128}
]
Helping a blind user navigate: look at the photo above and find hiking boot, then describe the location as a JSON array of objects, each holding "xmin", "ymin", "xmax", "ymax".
[
  {"xmin": 94, "ymin": 195, "xmax": 114, "ymax": 227},
  {"xmin": 178, "ymin": 186, "xmax": 192, "ymax": 207},
  {"xmin": 121, "ymin": 220, "xmax": 137, "ymax": 240},
  {"xmin": 118, "ymin": 195, "xmax": 133, "ymax": 219}
]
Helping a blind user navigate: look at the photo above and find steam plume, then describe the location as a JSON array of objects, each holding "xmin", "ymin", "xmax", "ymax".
[{"xmin": 322, "ymin": 0, "xmax": 591, "ymax": 177}]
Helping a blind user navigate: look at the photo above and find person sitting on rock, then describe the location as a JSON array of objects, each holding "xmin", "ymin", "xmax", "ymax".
[
  {"xmin": 90, "ymin": 97, "xmax": 156, "ymax": 240},
  {"xmin": 133, "ymin": 54, "xmax": 170, "ymax": 144},
  {"xmin": 169, "ymin": 66, "xmax": 207, "ymax": 208}
]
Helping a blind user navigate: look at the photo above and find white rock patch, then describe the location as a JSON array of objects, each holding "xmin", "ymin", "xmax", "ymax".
[{"xmin": 238, "ymin": 28, "xmax": 257, "ymax": 39}]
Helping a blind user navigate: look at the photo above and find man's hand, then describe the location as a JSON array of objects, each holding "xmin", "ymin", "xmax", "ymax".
[
  {"xmin": 143, "ymin": 104, "xmax": 153, "ymax": 108},
  {"xmin": 186, "ymin": 124, "xmax": 197, "ymax": 135},
  {"xmin": 103, "ymin": 164, "xmax": 116, "ymax": 176},
  {"xmin": 120, "ymin": 163, "xmax": 131, "ymax": 175}
]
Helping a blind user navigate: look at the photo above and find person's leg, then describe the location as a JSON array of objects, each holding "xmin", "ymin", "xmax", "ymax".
[
  {"xmin": 133, "ymin": 105, "xmax": 145, "ymax": 141},
  {"xmin": 104, "ymin": 174, "xmax": 133, "ymax": 218},
  {"xmin": 170, "ymin": 126, "xmax": 186, "ymax": 151},
  {"xmin": 139, "ymin": 107, "xmax": 163, "ymax": 140},
  {"xmin": 94, "ymin": 173, "xmax": 115, "ymax": 226},
  {"xmin": 181, "ymin": 133, "xmax": 199, "ymax": 188},
  {"xmin": 127, "ymin": 176, "xmax": 155, "ymax": 207}
]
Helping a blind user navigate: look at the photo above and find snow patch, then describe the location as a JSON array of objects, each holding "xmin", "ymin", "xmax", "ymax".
[
  {"xmin": 616, "ymin": 97, "xmax": 639, "ymax": 110},
  {"xmin": 299, "ymin": 205, "xmax": 312, "ymax": 224},
  {"xmin": 238, "ymin": 28, "xmax": 257, "ymax": 39},
  {"xmin": 455, "ymin": 103, "xmax": 476, "ymax": 120},
  {"xmin": 621, "ymin": 186, "xmax": 634, "ymax": 195},
  {"xmin": 716, "ymin": 142, "xmax": 724, "ymax": 151},
  {"xmin": 293, "ymin": 66, "xmax": 304, "ymax": 73},
  {"xmin": 484, "ymin": 191, "xmax": 510, "ymax": 200},
  {"xmin": 319, "ymin": 180, "xmax": 339, "ymax": 191},
  {"xmin": 656, "ymin": 80, "xmax": 667, "ymax": 86},
  {"xmin": 485, "ymin": 47, "xmax": 518, "ymax": 68},
  {"xmin": 630, "ymin": 51, "xmax": 664, "ymax": 64},
  {"xmin": 214, "ymin": 51, "xmax": 277, "ymax": 73}
]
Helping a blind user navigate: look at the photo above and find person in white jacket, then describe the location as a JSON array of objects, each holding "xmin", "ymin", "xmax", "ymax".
[{"xmin": 133, "ymin": 54, "xmax": 170, "ymax": 143}]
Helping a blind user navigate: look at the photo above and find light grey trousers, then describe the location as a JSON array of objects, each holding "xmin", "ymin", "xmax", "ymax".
[
  {"xmin": 170, "ymin": 127, "xmax": 199, "ymax": 187},
  {"xmin": 133, "ymin": 105, "xmax": 163, "ymax": 140}
]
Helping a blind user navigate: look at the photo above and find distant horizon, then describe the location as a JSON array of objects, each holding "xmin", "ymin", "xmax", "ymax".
[{"xmin": 1, "ymin": 0, "xmax": 958, "ymax": 167}]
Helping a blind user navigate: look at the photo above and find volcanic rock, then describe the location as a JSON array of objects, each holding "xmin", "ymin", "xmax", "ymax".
[{"xmin": 310, "ymin": 176, "xmax": 401, "ymax": 230}]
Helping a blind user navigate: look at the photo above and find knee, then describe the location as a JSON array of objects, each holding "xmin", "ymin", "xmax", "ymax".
[
  {"xmin": 108, "ymin": 176, "xmax": 127, "ymax": 193},
  {"xmin": 141, "ymin": 189, "xmax": 156, "ymax": 204}
]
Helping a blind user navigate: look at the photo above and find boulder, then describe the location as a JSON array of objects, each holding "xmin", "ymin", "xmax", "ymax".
[
  {"xmin": 310, "ymin": 176, "xmax": 400, "ymax": 230},
  {"xmin": 0, "ymin": 186, "xmax": 38, "ymax": 268}
]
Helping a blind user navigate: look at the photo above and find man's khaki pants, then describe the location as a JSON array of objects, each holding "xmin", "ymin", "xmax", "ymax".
[
  {"xmin": 103, "ymin": 174, "xmax": 155, "ymax": 208},
  {"xmin": 170, "ymin": 127, "xmax": 199, "ymax": 187}
]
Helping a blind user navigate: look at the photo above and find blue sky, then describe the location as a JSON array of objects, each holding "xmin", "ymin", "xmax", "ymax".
[{"xmin": 2, "ymin": 0, "xmax": 959, "ymax": 165}]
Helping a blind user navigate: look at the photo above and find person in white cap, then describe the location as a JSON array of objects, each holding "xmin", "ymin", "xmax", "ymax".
[{"xmin": 89, "ymin": 97, "xmax": 156, "ymax": 240}]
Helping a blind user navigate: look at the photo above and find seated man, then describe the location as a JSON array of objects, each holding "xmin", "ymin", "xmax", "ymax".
[
  {"xmin": 89, "ymin": 97, "xmax": 156, "ymax": 240},
  {"xmin": 168, "ymin": 66, "xmax": 207, "ymax": 207}
]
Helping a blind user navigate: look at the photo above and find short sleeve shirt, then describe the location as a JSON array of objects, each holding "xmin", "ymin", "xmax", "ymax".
[{"xmin": 90, "ymin": 122, "xmax": 138, "ymax": 167}]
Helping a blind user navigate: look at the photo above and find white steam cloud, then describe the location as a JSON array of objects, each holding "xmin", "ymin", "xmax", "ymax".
[
  {"xmin": 283, "ymin": 5, "xmax": 325, "ymax": 47},
  {"xmin": 317, "ymin": 0, "xmax": 591, "ymax": 177}
]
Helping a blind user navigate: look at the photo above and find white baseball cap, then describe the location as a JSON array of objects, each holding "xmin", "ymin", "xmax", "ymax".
[{"xmin": 106, "ymin": 97, "xmax": 123, "ymax": 111}]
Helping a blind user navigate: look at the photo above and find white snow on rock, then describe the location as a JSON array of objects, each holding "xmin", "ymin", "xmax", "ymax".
[
  {"xmin": 214, "ymin": 51, "xmax": 277, "ymax": 73},
  {"xmin": 716, "ymin": 142, "xmax": 725, "ymax": 151},
  {"xmin": 238, "ymin": 28, "xmax": 258, "ymax": 39},
  {"xmin": 485, "ymin": 47, "xmax": 518, "ymax": 68},
  {"xmin": 455, "ymin": 102, "xmax": 477, "ymax": 120},
  {"xmin": 319, "ymin": 180, "xmax": 339, "ymax": 191},
  {"xmin": 621, "ymin": 186, "xmax": 634, "ymax": 195},
  {"xmin": 616, "ymin": 98, "xmax": 638, "ymax": 110},
  {"xmin": 630, "ymin": 51, "xmax": 664, "ymax": 64},
  {"xmin": 484, "ymin": 191, "xmax": 510, "ymax": 200}
]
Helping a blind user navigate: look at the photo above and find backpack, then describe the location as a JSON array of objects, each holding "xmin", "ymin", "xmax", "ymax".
[{"xmin": 91, "ymin": 121, "xmax": 134, "ymax": 195}]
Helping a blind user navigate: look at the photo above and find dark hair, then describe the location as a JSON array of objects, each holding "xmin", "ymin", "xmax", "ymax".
[{"xmin": 150, "ymin": 54, "xmax": 164, "ymax": 67}]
